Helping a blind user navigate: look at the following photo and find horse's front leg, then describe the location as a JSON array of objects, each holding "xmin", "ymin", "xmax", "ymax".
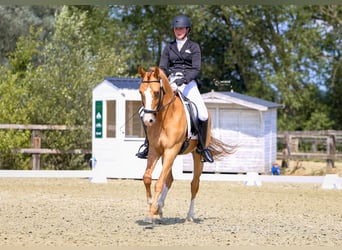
[
  {"xmin": 143, "ymin": 151, "xmax": 160, "ymax": 222},
  {"xmin": 147, "ymin": 151, "xmax": 177, "ymax": 221},
  {"xmin": 156, "ymin": 169, "xmax": 174, "ymax": 220},
  {"xmin": 186, "ymin": 151, "xmax": 204, "ymax": 222}
]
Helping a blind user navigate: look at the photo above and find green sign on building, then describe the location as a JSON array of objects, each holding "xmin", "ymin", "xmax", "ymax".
[{"xmin": 95, "ymin": 100, "xmax": 103, "ymax": 138}]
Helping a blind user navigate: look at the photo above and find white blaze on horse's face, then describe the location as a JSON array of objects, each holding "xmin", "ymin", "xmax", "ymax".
[{"xmin": 143, "ymin": 86, "xmax": 156, "ymax": 126}]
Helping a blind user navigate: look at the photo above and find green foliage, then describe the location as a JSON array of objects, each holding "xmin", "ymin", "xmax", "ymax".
[
  {"xmin": 0, "ymin": 129, "xmax": 31, "ymax": 169},
  {"xmin": 8, "ymin": 26, "xmax": 43, "ymax": 75},
  {"xmin": 0, "ymin": 6, "xmax": 128, "ymax": 169},
  {"xmin": 0, "ymin": 53, "xmax": 33, "ymax": 169},
  {"xmin": 0, "ymin": 6, "xmax": 57, "ymax": 65}
]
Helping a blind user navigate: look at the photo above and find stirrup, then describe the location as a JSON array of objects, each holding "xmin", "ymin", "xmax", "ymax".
[
  {"xmin": 136, "ymin": 143, "xmax": 149, "ymax": 159},
  {"xmin": 196, "ymin": 147, "xmax": 214, "ymax": 163}
]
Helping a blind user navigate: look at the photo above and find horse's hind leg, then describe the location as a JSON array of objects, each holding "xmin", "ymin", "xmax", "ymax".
[{"xmin": 186, "ymin": 151, "xmax": 204, "ymax": 222}]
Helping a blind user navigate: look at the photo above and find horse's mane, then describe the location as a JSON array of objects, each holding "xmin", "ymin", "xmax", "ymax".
[{"xmin": 149, "ymin": 66, "xmax": 173, "ymax": 94}]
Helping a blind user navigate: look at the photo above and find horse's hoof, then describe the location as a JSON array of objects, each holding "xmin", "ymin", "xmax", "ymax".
[{"xmin": 185, "ymin": 215, "xmax": 194, "ymax": 222}]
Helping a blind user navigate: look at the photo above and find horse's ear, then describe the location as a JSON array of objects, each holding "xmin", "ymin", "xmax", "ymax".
[
  {"xmin": 138, "ymin": 66, "xmax": 145, "ymax": 77},
  {"xmin": 152, "ymin": 67, "xmax": 159, "ymax": 78}
]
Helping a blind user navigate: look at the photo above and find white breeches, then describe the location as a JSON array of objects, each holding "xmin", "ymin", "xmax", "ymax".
[
  {"xmin": 169, "ymin": 76, "xmax": 208, "ymax": 121},
  {"xmin": 180, "ymin": 80, "xmax": 208, "ymax": 121}
]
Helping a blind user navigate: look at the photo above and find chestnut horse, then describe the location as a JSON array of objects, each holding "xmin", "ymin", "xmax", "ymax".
[{"xmin": 138, "ymin": 66, "xmax": 234, "ymax": 224}]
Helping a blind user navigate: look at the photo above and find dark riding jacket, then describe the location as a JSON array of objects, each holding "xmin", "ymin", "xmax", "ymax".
[{"xmin": 159, "ymin": 38, "xmax": 201, "ymax": 84}]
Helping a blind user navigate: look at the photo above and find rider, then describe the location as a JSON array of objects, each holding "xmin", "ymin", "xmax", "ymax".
[{"xmin": 136, "ymin": 15, "xmax": 214, "ymax": 163}]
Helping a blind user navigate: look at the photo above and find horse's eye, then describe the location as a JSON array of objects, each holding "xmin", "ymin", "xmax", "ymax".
[{"xmin": 154, "ymin": 91, "xmax": 159, "ymax": 98}]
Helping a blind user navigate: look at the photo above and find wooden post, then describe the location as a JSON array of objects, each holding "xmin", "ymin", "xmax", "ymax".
[
  {"xmin": 290, "ymin": 137, "xmax": 299, "ymax": 153},
  {"xmin": 281, "ymin": 132, "xmax": 291, "ymax": 168},
  {"xmin": 31, "ymin": 130, "xmax": 41, "ymax": 170},
  {"xmin": 326, "ymin": 134, "xmax": 336, "ymax": 173}
]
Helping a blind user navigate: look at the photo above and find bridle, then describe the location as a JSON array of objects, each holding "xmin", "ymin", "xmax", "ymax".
[{"xmin": 140, "ymin": 78, "xmax": 176, "ymax": 114}]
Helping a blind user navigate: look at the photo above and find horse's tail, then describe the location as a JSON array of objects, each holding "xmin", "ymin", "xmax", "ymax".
[{"xmin": 208, "ymin": 136, "xmax": 237, "ymax": 160}]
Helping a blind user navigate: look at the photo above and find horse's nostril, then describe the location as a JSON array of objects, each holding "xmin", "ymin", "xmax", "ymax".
[{"xmin": 149, "ymin": 119, "xmax": 154, "ymax": 123}]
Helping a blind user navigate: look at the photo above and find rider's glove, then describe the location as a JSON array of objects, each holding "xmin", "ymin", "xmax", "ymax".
[
  {"xmin": 170, "ymin": 82, "xmax": 178, "ymax": 91},
  {"xmin": 174, "ymin": 78, "xmax": 186, "ymax": 86}
]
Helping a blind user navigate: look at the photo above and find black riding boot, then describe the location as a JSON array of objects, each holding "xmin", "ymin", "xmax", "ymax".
[
  {"xmin": 197, "ymin": 119, "xmax": 214, "ymax": 163},
  {"xmin": 136, "ymin": 115, "xmax": 149, "ymax": 159},
  {"xmin": 136, "ymin": 138, "xmax": 149, "ymax": 159}
]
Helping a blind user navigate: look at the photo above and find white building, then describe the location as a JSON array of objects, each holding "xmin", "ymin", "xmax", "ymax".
[{"xmin": 92, "ymin": 77, "xmax": 282, "ymax": 180}]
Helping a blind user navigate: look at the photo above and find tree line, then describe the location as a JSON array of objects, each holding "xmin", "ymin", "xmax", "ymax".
[{"xmin": 0, "ymin": 5, "xmax": 341, "ymax": 169}]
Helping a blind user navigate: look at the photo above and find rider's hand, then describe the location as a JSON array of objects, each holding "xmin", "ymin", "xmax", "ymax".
[
  {"xmin": 170, "ymin": 82, "xmax": 178, "ymax": 91},
  {"xmin": 174, "ymin": 78, "xmax": 186, "ymax": 86}
]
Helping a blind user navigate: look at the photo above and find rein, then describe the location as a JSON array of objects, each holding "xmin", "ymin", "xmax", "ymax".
[{"xmin": 141, "ymin": 79, "xmax": 176, "ymax": 114}]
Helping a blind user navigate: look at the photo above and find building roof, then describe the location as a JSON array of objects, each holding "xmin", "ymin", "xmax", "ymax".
[
  {"xmin": 202, "ymin": 90, "xmax": 283, "ymax": 111},
  {"xmin": 104, "ymin": 77, "xmax": 141, "ymax": 90}
]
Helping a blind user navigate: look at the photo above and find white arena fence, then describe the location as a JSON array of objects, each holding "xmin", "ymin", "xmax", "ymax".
[{"xmin": 0, "ymin": 169, "xmax": 341, "ymax": 190}]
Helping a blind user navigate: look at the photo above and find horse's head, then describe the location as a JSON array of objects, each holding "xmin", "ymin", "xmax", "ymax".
[{"xmin": 138, "ymin": 66, "xmax": 171, "ymax": 126}]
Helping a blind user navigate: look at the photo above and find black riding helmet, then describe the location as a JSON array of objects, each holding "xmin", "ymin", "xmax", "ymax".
[{"xmin": 171, "ymin": 15, "xmax": 192, "ymax": 34}]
